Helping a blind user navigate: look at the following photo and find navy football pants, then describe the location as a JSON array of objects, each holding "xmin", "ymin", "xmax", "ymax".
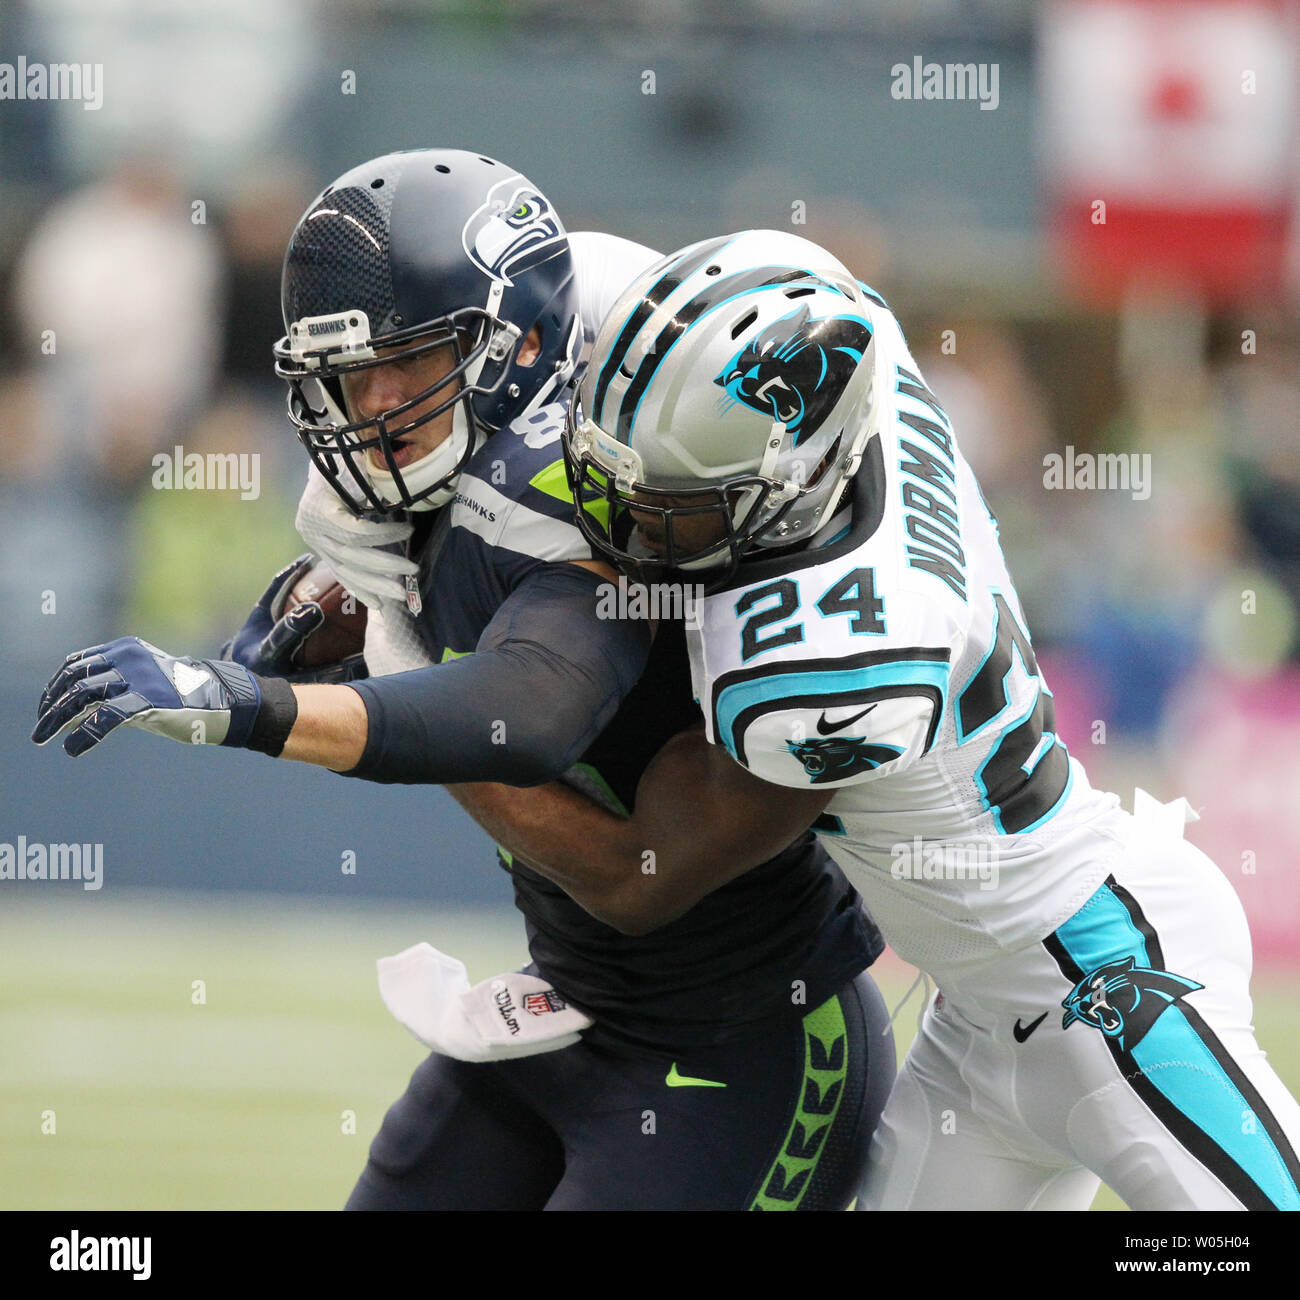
[{"xmin": 346, "ymin": 971, "xmax": 894, "ymax": 1211}]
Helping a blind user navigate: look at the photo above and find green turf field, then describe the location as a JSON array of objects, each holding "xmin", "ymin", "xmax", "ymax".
[{"xmin": 2, "ymin": 890, "xmax": 1296, "ymax": 1210}]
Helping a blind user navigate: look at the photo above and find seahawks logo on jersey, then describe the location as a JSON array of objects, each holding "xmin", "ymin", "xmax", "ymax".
[
  {"xmin": 462, "ymin": 178, "xmax": 564, "ymax": 286},
  {"xmin": 1061, "ymin": 955, "xmax": 1203, "ymax": 1052},
  {"xmin": 715, "ymin": 304, "xmax": 871, "ymax": 444},
  {"xmin": 786, "ymin": 735, "xmax": 903, "ymax": 784}
]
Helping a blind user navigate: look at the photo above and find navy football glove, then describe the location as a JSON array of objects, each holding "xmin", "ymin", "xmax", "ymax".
[
  {"xmin": 221, "ymin": 553, "xmax": 366, "ymax": 685},
  {"xmin": 33, "ymin": 637, "xmax": 267, "ymax": 756}
]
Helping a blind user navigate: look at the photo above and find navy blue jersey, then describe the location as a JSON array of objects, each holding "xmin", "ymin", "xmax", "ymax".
[
  {"xmin": 397, "ymin": 402, "xmax": 884, "ymax": 1054},
  {"xmin": 404, "ymin": 406, "xmax": 598, "ymax": 658}
]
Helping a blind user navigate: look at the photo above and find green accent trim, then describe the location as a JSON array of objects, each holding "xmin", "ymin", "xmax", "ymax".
[
  {"xmin": 665, "ymin": 1062, "xmax": 727, "ymax": 1089},
  {"xmin": 749, "ymin": 994, "xmax": 848, "ymax": 1211},
  {"xmin": 567, "ymin": 762, "xmax": 630, "ymax": 818},
  {"xmin": 528, "ymin": 457, "xmax": 571, "ymax": 502},
  {"xmin": 529, "ymin": 457, "xmax": 612, "ymax": 532},
  {"xmin": 440, "ymin": 647, "xmax": 470, "ymax": 662}
]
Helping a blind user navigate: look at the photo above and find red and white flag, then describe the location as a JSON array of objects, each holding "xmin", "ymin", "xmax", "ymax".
[{"xmin": 1041, "ymin": 0, "xmax": 1297, "ymax": 301}]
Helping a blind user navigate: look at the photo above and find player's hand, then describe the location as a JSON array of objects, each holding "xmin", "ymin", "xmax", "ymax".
[
  {"xmin": 221, "ymin": 553, "xmax": 326, "ymax": 675},
  {"xmin": 33, "ymin": 637, "xmax": 264, "ymax": 756},
  {"xmin": 295, "ymin": 462, "xmax": 418, "ymax": 609}
]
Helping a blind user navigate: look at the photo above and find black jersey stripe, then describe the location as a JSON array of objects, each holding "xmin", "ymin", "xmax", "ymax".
[
  {"xmin": 1120, "ymin": 1058, "xmax": 1278, "ymax": 1209},
  {"xmin": 590, "ymin": 236, "xmax": 731, "ymax": 424},
  {"xmin": 1042, "ymin": 930, "xmax": 1084, "ymax": 983},
  {"xmin": 614, "ymin": 266, "xmax": 813, "ymax": 442},
  {"xmin": 707, "ymin": 644, "xmax": 951, "ymax": 750},
  {"xmin": 1106, "ymin": 874, "xmax": 1165, "ymax": 969},
  {"xmin": 709, "ymin": 644, "xmax": 951, "ymax": 698}
]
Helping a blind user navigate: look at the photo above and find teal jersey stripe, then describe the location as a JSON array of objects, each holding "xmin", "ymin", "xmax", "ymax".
[
  {"xmin": 1055, "ymin": 884, "xmax": 1300, "ymax": 1210},
  {"xmin": 1054, "ymin": 880, "xmax": 1154, "ymax": 968},
  {"xmin": 714, "ymin": 658, "xmax": 950, "ymax": 760},
  {"xmin": 1131, "ymin": 1009, "xmax": 1300, "ymax": 1209}
]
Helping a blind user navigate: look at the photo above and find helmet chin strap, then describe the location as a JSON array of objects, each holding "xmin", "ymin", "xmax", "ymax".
[
  {"xmin": 667, "ymin": 418, "xmax": 798, "ymax": 574},
  {"xmin": 364, "ymin": 402, "xmax": 482, "ymax": 511},
  {"xmin": 803, "ymin": 367, "xmax": 881, "ymax": 541},
  {"xmin": 728, "ymin": 419, "xmax": 798, "ymax": 538}
]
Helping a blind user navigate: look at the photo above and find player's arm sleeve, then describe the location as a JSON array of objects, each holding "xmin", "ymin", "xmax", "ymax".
[
  {"xmin": 709, "ymin": 647, "xmax": 954, "ymax": 790},
  {"xmin": 339, "ymin": 563, "xmax": 649, "ymax": 786},
  {"xmin": 568, "ymin": 231, "xmax": 662, "ymax": 341}
]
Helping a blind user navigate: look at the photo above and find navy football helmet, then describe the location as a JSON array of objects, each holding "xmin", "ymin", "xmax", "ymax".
[{"xmin": 273, "ymin": 149, "xmax": 581, "ymax": 514}]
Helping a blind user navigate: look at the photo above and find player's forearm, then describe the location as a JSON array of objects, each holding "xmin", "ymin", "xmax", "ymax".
[
  {"xmin": 447, "ymin": 781, "xmax": 647, "ymax": 929},
  {"xmin": 278, "ymin": 683, "xmax": 370, "ymax": 771},
  {"xmin": 451, "ymin": 730, "xmax": 834, "ymax": 934}
]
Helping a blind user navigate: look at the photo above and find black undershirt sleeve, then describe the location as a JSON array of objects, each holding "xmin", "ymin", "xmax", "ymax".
[{"xmin": 339, "ymin": 564, "xmax": 650, "ymax": 786}]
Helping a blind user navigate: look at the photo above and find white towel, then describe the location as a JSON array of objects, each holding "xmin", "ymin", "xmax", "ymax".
[{"xmin": 377, "ymin": 942, "xmax": 593, "ymax": 1062}]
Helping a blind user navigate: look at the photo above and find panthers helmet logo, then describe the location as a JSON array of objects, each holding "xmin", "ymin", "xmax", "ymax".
[
  {"xmin": 787, "ymin": 736, "xmax": 902, "ymax": 784},
  {"xmin": 1061, "ymin": 955, "xmax": 1203, "ymax": 1052},
  {"xmin": 462, "ymin": 178, "xmax": 565, "ymax": 286},
  {"xmin": 715, "ymin": 304, "xmax": 872, "ymax": 445}
]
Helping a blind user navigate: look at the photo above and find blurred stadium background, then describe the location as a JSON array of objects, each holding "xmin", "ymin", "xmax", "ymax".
[{"xmin": 0, "ymin": 0, "xmax": 1297, "ymax": 1211}]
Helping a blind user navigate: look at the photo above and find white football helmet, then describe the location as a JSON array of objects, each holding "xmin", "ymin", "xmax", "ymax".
[{"xmin": 563, "ymin": 229, "xmax": 879, "ymax": 585}]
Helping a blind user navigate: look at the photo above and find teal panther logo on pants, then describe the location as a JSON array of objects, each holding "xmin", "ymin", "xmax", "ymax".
[{"xmin": 1061, "ymin": 954, "xmax": 1203, "ymax": 1052}]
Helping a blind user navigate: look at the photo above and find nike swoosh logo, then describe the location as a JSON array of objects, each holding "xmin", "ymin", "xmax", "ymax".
[
  {"xmin": 816, "ymin": 704, "xmax": 877, "ymax": 735},
  {"xmin": 1013, "ymin": 1012, "xmax": 1048, "ymax": 1043},
  {"xmin": 665, "ymin": 1063, "xmax": 727, "ymax": 1089}
]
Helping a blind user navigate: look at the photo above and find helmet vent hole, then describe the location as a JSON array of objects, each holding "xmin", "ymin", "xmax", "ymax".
[
  {"xmin": 435, "ymin": 164, "xmax": 451, "ymax": 174},
  {"xmin": 705, "ymin": 264, "xmax": 721, "ymax": 276},
  {"xmin": 730, "ymin": 310, "xmax": 758, "ymax": 338},
  {"xmin": 784, "ymin": 286, "xmax": 815, "ymax": 299},
  {"xmin": 480, "ymin": 156, "xmax": 495, "ymax": 165},
  {"xmin": 370, "ymin": 178, "xmax": 385, "ymax": 189}
]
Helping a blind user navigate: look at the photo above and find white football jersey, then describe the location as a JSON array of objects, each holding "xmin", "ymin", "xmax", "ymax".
[{"xmin": 688, "ymin": 299, "xmax": 1125, "ymax": 975}]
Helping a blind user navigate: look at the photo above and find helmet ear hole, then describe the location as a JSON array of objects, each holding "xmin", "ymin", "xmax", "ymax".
[
  {"xmin": 805, "ymin": 436, "xmax": 842, "ymax": 489},
  {"xmin": 730, "ymin": 310, "xmax": 758, "ymax": 339},
  {"xmin": 516, "ymin": 322, "xmax": 543, "ymax": 368}
]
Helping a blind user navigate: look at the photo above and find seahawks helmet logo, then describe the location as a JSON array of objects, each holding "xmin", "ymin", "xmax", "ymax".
[
  {"xmin": 716, "ymin": 304, "xmax": 872, "ymax": 445},
  {"xmin": 1061, "ymin": 955, "xmax": 1203, "ymax": 1052},
  {"xmin": 787, "ymin": 736, "xmax": 902, "ymax": 784},
  {"xmin": 462, "ymin": 178, "xmax": 565, "ymax": 286}
]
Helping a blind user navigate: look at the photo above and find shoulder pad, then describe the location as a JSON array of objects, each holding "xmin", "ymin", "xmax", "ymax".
[
  {"xmin": 706, "ymin": 648, "xmax": 950, "ymax": 789},
  {"xmin": 450, "ymin": 400, "xmax": 591, "ymax": 564}
]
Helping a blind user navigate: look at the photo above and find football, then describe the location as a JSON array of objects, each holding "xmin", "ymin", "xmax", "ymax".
[{"xmin": 283, "ymin": 562, "xmax": 368, "ymax": 668}]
